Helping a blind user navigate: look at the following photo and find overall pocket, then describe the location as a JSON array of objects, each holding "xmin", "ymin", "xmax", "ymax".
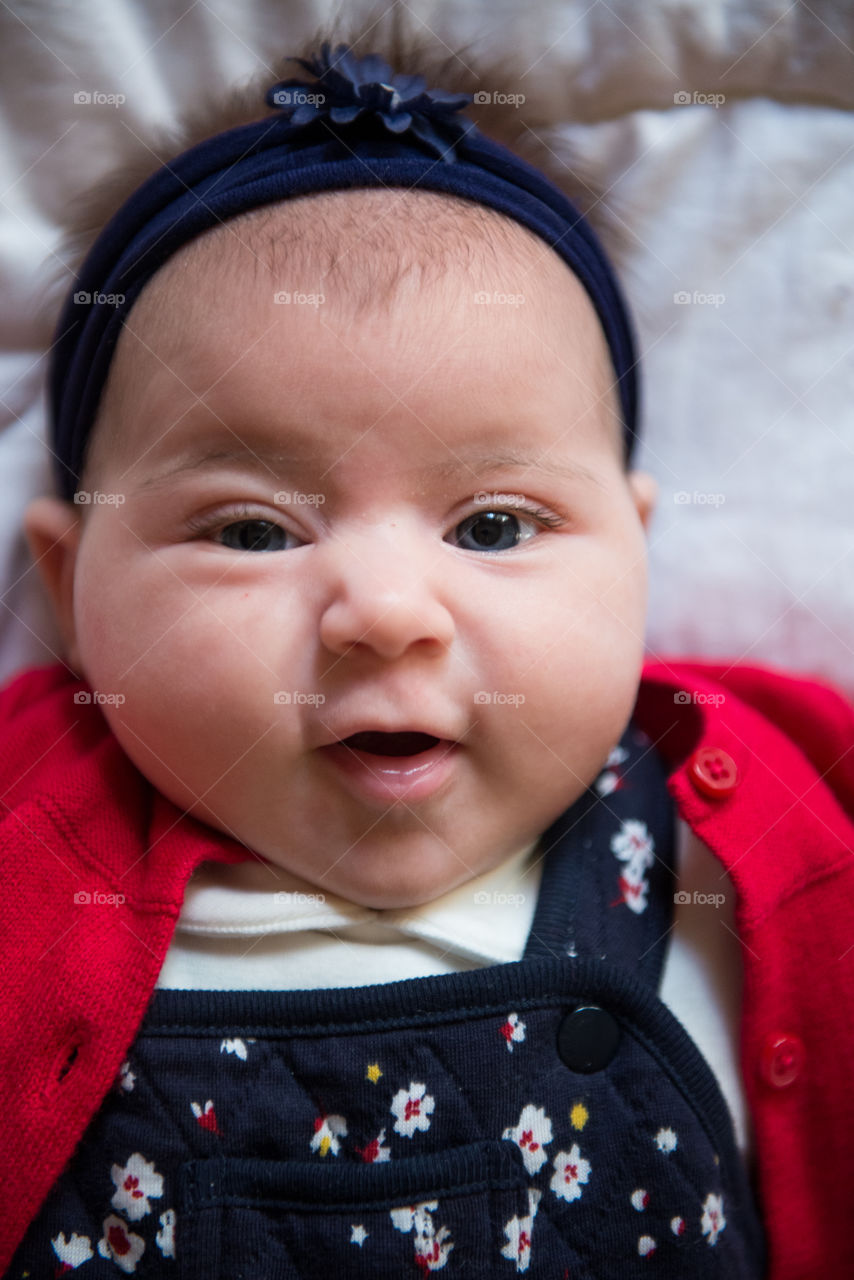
[{"xmin": 176, "ymin": 1139, "xmax": 541, "ymax": 1278}]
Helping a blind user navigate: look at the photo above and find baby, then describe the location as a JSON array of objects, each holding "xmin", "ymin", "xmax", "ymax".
[{"xmin": 2, "ymin": 18, "xmax": 853, "ymax": 1280}]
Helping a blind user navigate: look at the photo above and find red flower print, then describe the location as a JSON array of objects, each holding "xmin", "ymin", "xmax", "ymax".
[
  {"xmin": 310, "ymin": 1113, "xmax": 347, "ymax": 1156},
  {"xmin": 355, "ymin": 1127, "xmax": 391, "ymax": 1163},
  {"xmin": 191, "ymin": 1099, "xmax": 222, "ymax": 1135},
  {"xmin": 500, "ymin": 1012, "xmax": 526, "ymax": 1051},
  {"xmin": 97, "ymin": 1216, "xmax": 145, "ymax": 1272}
]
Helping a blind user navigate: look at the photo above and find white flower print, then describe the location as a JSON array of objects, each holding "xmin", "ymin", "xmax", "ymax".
[
  {"xmin": 550, "ymin": 1144, "xmax": 591, "ymax": 1203},
  {"xmin": 355, "ymin": 1127, "xmax": 391, "ymax": 1163},
  {"xmin": 701, "ymin": 1192, "xmax": 726, "ymax": 1246},
  {"xmin": 51, "ymin": 1231, "xmax": 93, "ymax": 1268},
  {"xmin": 391, "ymin": 1082, "xmax": 435, "ymax": 1137},
  {"xmin": 117, "ymin": 1060, "xmax": 135, "ymax": 1092},
  {"xmin": 655, "ymin": 1126, "xmax": 678, "ymax": 1154},
  {"xmin": 619, "ymin": 868, "xmax": 649, "ymax": 913},
  {"xmin": 414, "ymin": 1224, "xmax": 454, "ymax": 1271},
  {"xmin": 500, "ymin": 1012, "xmax": 527, "ymax": 1052},
  {"xmin": 611, "ymin": 817, "xmax": 653, "ymax": 861},
  {"xmin": 220, "ymin": 1037, "xmax": 253, "ymax": 1060},
  {"xmin": 110, "ymin": 1153, "xmax": 163, "ymax": 1221},
  {"xmin": 501, "ymin": 1188, "xmax": 541, "ymax": 1272},
  {"xmin": 502, "ymin": 1104, "xmax": 553, "ymax": 1175},
  {"xmin": 156, "ymin": 1209, "xmax": 176, "ymax": 1259},
  {"xmin": 350, "ymin": 1224, "xmax": 368, "ymax": 1246},
  {"xmin": 611, "ymin": 819, "xmax": 654, "ymax": 914},
  {"xmin": 97, "ymin": 1216, "xmax": 145, "ymax": 1272},
  {"xmin": 391, "ymin": 1201, "xmax": 453, "ymax": 1270},
  {"xmin": 596, "ymin": 745, "xmax": 628, "ymax": 796},
  {"xmin": 391, "ymin": 1201, "xmax": 439, "ymax": 1235},
  {"xmin": 311, "ymin": 1113, "xmax": 347, "ymax": 1156}
]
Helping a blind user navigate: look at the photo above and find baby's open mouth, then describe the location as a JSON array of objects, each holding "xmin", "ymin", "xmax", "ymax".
[
  {"xmin": 322, "ymin": 730, "xmax": 458, "ymax": 804},
  {"xmin": 339, "ymin": 731, "xmax": 441, "ymax": 757}
]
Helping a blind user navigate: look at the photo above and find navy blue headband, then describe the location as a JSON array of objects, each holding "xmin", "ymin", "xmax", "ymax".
[{"xmin": 49, "ymin": 43, "xmax": 639, "ymax": 500}]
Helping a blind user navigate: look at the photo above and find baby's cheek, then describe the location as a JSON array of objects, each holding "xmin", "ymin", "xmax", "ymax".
[
  {"xmin": 72, "ymin": 556, "xmax": 130, "ymax": 690},
  {"xmin": 73, "ymin": 538, "xmax": 183, "ymax": 693}
]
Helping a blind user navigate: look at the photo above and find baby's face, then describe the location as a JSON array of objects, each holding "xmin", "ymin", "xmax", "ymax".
[{"xmin": 40, "ymin": 197, "xmax": 655, "ymax": 908}]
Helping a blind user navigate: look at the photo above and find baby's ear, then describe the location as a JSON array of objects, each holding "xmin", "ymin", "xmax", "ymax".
[
  {"xmin": 23, "ymin": 497, "xmax": 83, "ymax": 672},
  {"xmin": 627, "ymin": 470, "xmax": 657, "ymax": 533}
]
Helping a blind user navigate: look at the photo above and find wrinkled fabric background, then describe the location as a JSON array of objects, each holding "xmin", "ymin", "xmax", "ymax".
[{"xmin": 1, "ymin": 0, "xmax": 851, "ymax": 696}]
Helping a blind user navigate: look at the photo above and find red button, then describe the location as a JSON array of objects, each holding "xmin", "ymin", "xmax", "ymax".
[
  {"xmin": 688, "ymin": 747, "xmax": 739, "ymax": 797},
  {"xmin": 759, "ymin": 1033, "xmax": 805, "ymax": 1088}
]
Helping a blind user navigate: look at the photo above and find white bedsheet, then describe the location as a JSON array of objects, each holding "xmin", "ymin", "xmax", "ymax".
[{"xmin": 1, "ymin": 0, "xmax": 851, "ymax": 696}]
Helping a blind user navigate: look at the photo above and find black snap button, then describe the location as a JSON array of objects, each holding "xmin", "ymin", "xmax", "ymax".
[{"xmin": 557, "ymin": 1005, "xmax": 620, "ymax": 1073}]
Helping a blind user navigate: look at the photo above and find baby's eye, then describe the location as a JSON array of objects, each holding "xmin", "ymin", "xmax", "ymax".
[
  {"xmin": 447, "ymin": 509, "xmax": 547, "ymax": 553},
  {"xmin": 217, "ymin": 519, "xmax": 293, "ymax": 552}
]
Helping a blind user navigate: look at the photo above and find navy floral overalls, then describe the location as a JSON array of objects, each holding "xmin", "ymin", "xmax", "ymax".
[{"xmin": 7, "ymin": 726, "xmax": 766, "ymax": 1278}]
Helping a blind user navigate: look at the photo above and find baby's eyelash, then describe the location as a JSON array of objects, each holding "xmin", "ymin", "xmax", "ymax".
[
  {"xmin": 183, "ymin": 500, "xmax": 567, "ymax": 542},
  {"xmin": 471, "ymin": 502, "xmax": 566, "ymax": 529},
  {"xmin": 185, "ymin": 504, "xmax": 274, "ymax": 538},
  {"xmin": 515, "ymin": 505, "xmax": 565, "ymax": 528}
]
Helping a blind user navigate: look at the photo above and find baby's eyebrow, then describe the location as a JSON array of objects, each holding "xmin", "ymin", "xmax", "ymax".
[
  {"xmin": 430, "ymin": 450, "xmax": 605, "ymax": 489},
  {"xmin": 135, "ymin": 445, "xmax": 319, "ymax": 491},
  {"xmin": 134, "ymin": 444, "xmax": 604, "ymax": 492}
]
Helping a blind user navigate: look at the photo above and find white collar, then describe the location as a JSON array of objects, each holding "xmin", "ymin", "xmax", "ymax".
[{"xmin": 177, "ymin": 840, "xmax": 542, "ymax": 966}]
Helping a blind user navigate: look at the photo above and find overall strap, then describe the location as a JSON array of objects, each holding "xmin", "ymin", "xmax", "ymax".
[{"xmin": 523, "ymin": 723, "xmax": 676, "ymax": 991}]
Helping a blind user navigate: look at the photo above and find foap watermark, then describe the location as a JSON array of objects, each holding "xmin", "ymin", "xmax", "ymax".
[
  {"xmin": 74, "ymin": 690, "xmax": 126, "ymax": 706},
  {"xmin": 473, "ymin": 492, "xmax": 525, "ymax": 506},
  {"xmin": 674, "ymin": 890, "xmax": 726, "ymax": 908},
  {"xmin": 273, "ymin": 290, "xmax": 325, "ymax": 308},
  {"xmin": 472, "ymin": 90, "xmax": 526, "ymax": 107},
  {"xmin": 73, "ymin": 90, "xmax": 126, "ymax": 107},
  {"xmin": 72, "ymin": 291, "xmax": 125, "ymax": 307},
  {"xmin": 474, "ymin": 691, "xmax": 526, "ymax": 706},
  {"xmin": 673, "ymin": 91, "xmax": 726, "ymax": 108},
  {"xmin": 274, "ymin": 491, "xmax": 326, "ymax": 506},
  {"xmin": 74, "ymin": 490, "xmax": 126, "ymax": 506},
  {"xmin": 273, "ymin": 691, "xmax": 326, "ymax": 706},
  {"xmin": 74, "ymin": 889, "xmax": 126, "ymax": 906},
  {"xmin": 473, "ymin": 890, "xmax": 527, "ymax": 906},
  {"xmin": 473, "ymin": 290, "xmax": 525, "ymax": 306},
  {"xmin": 674, "ymin": 690, "xmax": 726, "ymax": 707},
  {"xmin": 269, "ymin": 88, "xmax": 326, "ymax": 108},
  {"xmin": 674, "ymin": 290, "xmax": 725, "ymax": 308},
  {"xmin": 673, "ymin": 491, "xmax": 726, "ymax": 507},
  {"xmin": 273, "ymin": 890, "xmax": 326, "ymax": 906}
]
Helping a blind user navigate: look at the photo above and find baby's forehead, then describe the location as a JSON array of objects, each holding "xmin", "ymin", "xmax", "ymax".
[
  {"xmin": 91, "ymin": 188, "xmax": 622, "ymax": 479},
  {"xmin": 143, "ymin": 188, "xmax": 601, "ymax": 333}
]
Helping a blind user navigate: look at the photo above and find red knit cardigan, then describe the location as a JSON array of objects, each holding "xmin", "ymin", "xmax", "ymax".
[{"xmin": 1, "ymin": 659, "xmax": 852, "ymax": 1275}]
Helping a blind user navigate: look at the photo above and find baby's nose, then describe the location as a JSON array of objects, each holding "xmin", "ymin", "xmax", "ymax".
[{"xmin": 318, "ymin": 533, "xmax": 455, "ymax": 661}]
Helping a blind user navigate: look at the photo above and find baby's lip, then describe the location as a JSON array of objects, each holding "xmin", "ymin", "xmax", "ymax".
[{"xmin": 319, "ymin": 732, "xmax": 460, "ymax": 807}]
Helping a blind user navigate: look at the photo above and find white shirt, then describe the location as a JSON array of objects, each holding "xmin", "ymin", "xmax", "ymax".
[{"xmin": 157, "ymin": 819, "xmax": 750, "ymax": 1157}]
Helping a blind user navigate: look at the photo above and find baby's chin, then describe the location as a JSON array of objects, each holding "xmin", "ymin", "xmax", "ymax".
[{"xmin": 267, "ymin": 839, "xmax": 492, "ymax": 911}]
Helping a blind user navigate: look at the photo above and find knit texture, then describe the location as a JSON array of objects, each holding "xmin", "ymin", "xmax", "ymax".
[{"xmin": 0, "ymin": 660, "xmax": 852, "ymax": 1275}]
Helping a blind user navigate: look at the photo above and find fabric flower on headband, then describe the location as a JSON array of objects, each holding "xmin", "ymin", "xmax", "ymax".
[{"xmin": 266, "ymin": 42, "xmax": 477, "ymax": 162}]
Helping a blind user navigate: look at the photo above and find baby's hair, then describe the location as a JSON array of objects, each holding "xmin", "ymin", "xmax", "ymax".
[
  {"xmin": 46, "ymin": 3, "xmax": 634, "ymax": 487},
  {"xmin": 50, "ymin": 4, "xmax": 631, "ymax": 297}
]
